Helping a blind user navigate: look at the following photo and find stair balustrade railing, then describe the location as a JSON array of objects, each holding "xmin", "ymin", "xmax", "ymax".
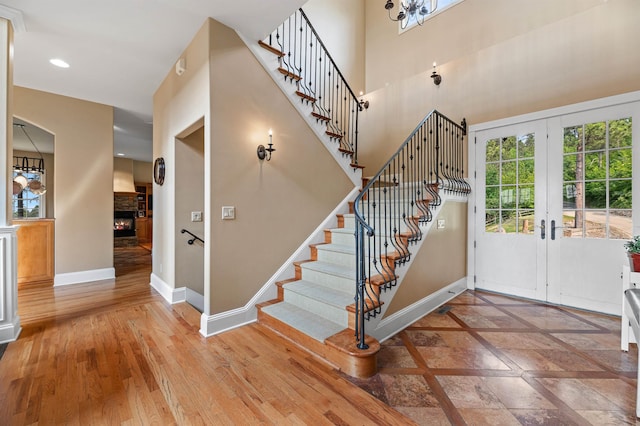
[
  {"xmin": 262, "ymin": 8, "xmax": 362, "ymax": 165},
  {"xmin": 353, "ymin": 110, "xmax": 469, "ymax": 349}
]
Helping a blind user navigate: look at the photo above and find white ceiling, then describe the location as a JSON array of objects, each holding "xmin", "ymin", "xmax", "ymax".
[{"xmin": 1, "ymin": 0, "xmax": 306, "ymax": 161}]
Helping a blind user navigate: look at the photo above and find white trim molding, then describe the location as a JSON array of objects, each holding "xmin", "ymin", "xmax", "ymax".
[
  {"xmin": 54, "ymin": 267, "xmax": 115, "ymax": 287},
  {"xmin": 0, "ymin": 4, "xmax": 26, "ymax": 33},
  {"xmin": 185, "ymin": 288, "xmax": 204, "ymax": 313},
  {"xmin": 150, "ymin": 273, "xmax": 186, "ymax": 304},
  {"xmin": 0, "ymin": 227, "xmax": 20, "ymax": 343}
]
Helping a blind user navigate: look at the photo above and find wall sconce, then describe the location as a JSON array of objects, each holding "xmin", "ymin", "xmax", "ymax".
[
  {"xmin": 257, "ymin": 129, "xmax": 276, "ymax": 161},
  {"xmin": 430, "ymin": 62, "xmax": 442, "ymax": 86},
  {"xmin": 358, "ymin": 91, "xmax": 369, "ymax": 110}
]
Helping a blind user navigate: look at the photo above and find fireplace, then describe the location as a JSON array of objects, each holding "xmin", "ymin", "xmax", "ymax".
[{"xmin": 114, "ymin": 211, "xmax": 136, "ymax": 238}]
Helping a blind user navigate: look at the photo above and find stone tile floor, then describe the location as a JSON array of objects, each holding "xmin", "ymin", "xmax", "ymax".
[{"xmin": 344, "ymin": 290, "xmax": 638, "ymax": 425}]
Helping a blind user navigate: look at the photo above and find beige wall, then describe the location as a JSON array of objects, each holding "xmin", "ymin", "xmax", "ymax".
[
  {"xmin": 175, "ymin": 126, "xmax": 205, "ymax": 295},
  {"xmin": 113, "ymin": 157, "xmax": 136, "ymax": 193},
  {"xmin": 385, "ymin": 201, "xmax": 467, "ymax": 316},
  {"xmin": 133, "ymin": 160, "xmax": 152, "ymax": 183},
  {"xmin": 361, "ymin": 0, "xmax": 640, "ymax": 171},
  {"xmin": 13, "ymin": 87, "xmax": 114, "ymax": 274},
  {"xmin": 13, "ymin": 149, "xmax": 54, "ymax": 219},
  {"xmin": 304, "ymin": 0, "xmax": 366, "ymax": 94}
]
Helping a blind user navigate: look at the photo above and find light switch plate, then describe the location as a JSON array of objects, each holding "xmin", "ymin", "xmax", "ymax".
[
  {"xmin": 222, "ymin": 206, "xmax": 235, "ymax": 220},
  {"xmin": 191, "ymin": 211, "xmax": 202, "ymax": 222},
  {"xmin": 437, "ymin": 219, "xmax": 445, "ymax": 229}
]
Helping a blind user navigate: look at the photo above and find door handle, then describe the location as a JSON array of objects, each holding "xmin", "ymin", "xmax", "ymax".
[
  {"xmin": 550, "ymin": 220, "xmax": 564, "ymax": 240},
  {"xmin": 540, "ymin": 219, "xmax": 545, "ymax": 240}
]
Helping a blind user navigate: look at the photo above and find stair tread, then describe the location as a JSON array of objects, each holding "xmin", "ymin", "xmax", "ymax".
[
  {"xmin": 328, "ymin": 227, "xmax": 355, "ymax": 235},
  {"xmin": 261, "ymin": 302, "xmax": 345, "ymax": 342},
  {"xmin": 283, "ymin": 280, "xmax": 354, "ymax": 308}
]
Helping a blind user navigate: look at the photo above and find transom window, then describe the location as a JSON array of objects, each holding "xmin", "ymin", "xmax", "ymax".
[{"xmin": 400, "ymin": 0, "xmax": 465, "ymax": 33}]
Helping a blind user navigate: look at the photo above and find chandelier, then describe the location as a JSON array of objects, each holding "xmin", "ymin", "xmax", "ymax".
[{"xmin": 385, "ymin": 0, "xmax": 438, "ymax": 30}]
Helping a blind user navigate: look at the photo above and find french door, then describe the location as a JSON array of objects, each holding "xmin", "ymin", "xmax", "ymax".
[{"xmin": 473, "ymin": 99, "xmax": 640, "ymax": 315}]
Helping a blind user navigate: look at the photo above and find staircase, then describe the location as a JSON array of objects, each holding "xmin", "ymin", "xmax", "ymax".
[{"xmin": 250, "ymin": 9, "xmax": 470, "ymax": 379}]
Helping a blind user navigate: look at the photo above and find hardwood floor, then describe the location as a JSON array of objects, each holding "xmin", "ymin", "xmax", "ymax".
[{"xmin": 0, "ymin": 247, "xmax": 410, "ymax": 425}]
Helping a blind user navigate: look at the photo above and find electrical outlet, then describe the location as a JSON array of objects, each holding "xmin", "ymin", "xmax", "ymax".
[
  {"xmin": 191, "ymin": 211, "xmax": 202, "ymax": 222},
  {"xmin": 437, "ymin": 219, "xmax": 446, "ymax": 229}
]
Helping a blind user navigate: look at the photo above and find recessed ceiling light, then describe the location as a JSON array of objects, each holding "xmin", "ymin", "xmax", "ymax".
[
  {"xmin": 116, "ymin": 153, "xmax": 125, "ymax": 156},
  {"xmin": 49, "ymin": 58, "xmax": 69, "ymax": 68}
]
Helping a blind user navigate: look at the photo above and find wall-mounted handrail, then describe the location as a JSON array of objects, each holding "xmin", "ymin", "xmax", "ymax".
[
  {"xmin": 352, "ymin": 110, "xmax": 469, "ymax": 350},
  {"xmin": 261, "ymin": 8, "xmax": 362, "ymax": 164},
  {"xmin": 180, "ymin": 229, "xmax": 204, "ymax": 245}
]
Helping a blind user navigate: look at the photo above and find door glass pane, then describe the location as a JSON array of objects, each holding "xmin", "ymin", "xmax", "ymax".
[
  {"xmin": 610, "ymin": 118, "xmax": 632, "ymax": 148},
  {"xmin": 564, "ymin": 126, "xmax": 582, "ymax": 152},
  {"xmin": 502, "ymin": 137, "xmax": 516, "ymax": 160},
  {"xmin": 486, "ymin": 187, "xmax": 499, "ymax": 209},
  {"xmin": 609, "ymin": 149, "xmax": 632, "ymax": 179},
  {"xmin": 584, "ymin": 152, "xmax": 606, "ymax": 180},
  {"xmin": 486, "ymin": 139, "xmax": 501, "ymax": 161},
  {"xmin": 584, "ymin": 211, "xmax": 606, "ymax": 239},
  {"xmin": 563, "ymin": 153, "xmax": 582, "ymax": 181},
  {"xmin": 485, "ymin": 210, "xmax": 499, "ymax": 232},
  {"xmin": 610, "ymin": 210, "xmax": 632, "ymax": 239},
  {"xmin": 561, "ymin": 117, "xmax": 632, "ymax": 239},
  {"xmin": 584, "ymin": 122, "xmax": 606, "ymax": 151},
  {"xmin": 584, "ymin": 181, "xmax": 606, "ymax": 209},
  {"xmin": 518, "ymin": 159, "xmax": 535, "ymax": 184},
  {"xmin": 501, "ymin": 161, "xmax": 516, "ymax": 185},
  {"xmin": 484, "ymin": 133, "xmax": 535, "ymax": 235}
]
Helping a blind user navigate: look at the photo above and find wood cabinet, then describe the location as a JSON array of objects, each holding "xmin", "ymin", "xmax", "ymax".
[
  {"xmin": 15, "ymin": 219, "xmax": 54, "ymax": 285},
  {"xmin": 135, "ymin": 183, "xmax": 153, "ymax": 245}
]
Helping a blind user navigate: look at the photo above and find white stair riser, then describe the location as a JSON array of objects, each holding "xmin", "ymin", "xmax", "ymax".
[
  {"xmin": 316, "ymin": 248, "xmax": 394, "ymax": 272},
  {"xmin": 316, "ymin": 248, "xmax": 355, "ymax": 268},
  {"xmin": 328, "ymin": 230, "xmax": 354, "ymax": 245},
  {"xmin": 283, "ymin": 290, "xmax": 348, "ymax": 326},
  {"xmin": 300, "ymin": 267, "xmax": 354, "ymax": 292}
]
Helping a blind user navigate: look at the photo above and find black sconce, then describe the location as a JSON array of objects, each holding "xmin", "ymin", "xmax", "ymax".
[
  {"xmin": 257, "ymin": 129, "xmax": 276, "ymax": 161},
  {"xmin": 431, "ymin": 62, "xmax": 442, "ymax": 86},
  {"xmin": 358, "ymin": 91, "xmax": 369, "ymax": 111}
]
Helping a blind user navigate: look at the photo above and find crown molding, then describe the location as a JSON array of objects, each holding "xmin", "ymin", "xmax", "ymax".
[{"xmin": 0, "ymin": 4, "xmax": 26, "ymax": 33}]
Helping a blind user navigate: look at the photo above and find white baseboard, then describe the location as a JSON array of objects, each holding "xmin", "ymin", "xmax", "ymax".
[
  {"xmin": 0, "ymin": 315, "xmax": 21, "ymax": 344},
  {"xmin": 150, "ymin": 273, "xmax": 186, "ymax": 304},
  {"xmin": 54, "ymin": 267, "xmax": 115, "ymax": 287},
  {"xmin": 200, "ymin": 308, "xmax": 259, "ymax": 338},
  {"xmin": 185, "ymin": 288, "xmax": 204, "ymax": 312},
  {"xmin": 371, "ymin": 278, "xmax": 467, "ymax": 343}
]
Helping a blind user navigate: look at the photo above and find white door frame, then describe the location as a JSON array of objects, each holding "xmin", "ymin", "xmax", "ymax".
[{"xmin": 468, "ymin": 90, "xmax": 640, "ymax": 294}]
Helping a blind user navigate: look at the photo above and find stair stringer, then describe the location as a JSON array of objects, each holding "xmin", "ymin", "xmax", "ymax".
[
  {"xmin": 198, "ymin": 187, "xmax": 359, "ymax": 337},
  {"xmin": 362, "ymin": 191, "xmax": 469, "ymax": 342},
  {"xmin": 236, "ymin": 31, "xmax": 362, "ymax": 187}
]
